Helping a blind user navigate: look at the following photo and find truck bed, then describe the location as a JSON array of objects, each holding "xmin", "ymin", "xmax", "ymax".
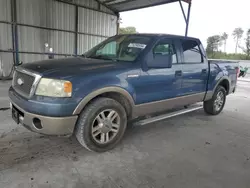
[{"xmin": 208, "ymin": 59, "xmax": 239, "ymax": 94}]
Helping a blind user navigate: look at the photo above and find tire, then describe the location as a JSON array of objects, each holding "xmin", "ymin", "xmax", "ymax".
[
  {"xmin": 75, "ymin": 97, "xmax": 127, "ymax": 152},
  {"xmin": 203, "ymin": 86, "xmax": 227, "ymax": 115}
]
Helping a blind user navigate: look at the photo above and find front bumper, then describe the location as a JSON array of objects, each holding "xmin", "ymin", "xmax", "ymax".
[
  {"xmin": 10, "ymin": 101, "xmax": 78, "ymax": 136},
  {"xmin": 9, "ymin": 86, "xmax": 79, "ymax": 117}
]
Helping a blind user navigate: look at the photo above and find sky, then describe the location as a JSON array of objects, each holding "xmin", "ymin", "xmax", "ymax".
[{"xmin": 120, "ymin": 0, "xmax": 249, "ymax": 53}]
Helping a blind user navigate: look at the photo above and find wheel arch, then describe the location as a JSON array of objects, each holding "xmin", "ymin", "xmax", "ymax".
[
  {"xmin": 213, "ymin": 76, "xmax": 230, "ymax": 95},
  {"xmin": 218, "ymin": 79, "xmax": 230, "ymax": 94},
  {"xmin": 73, "ymin": 87, "xmax": 135, "ymax": 119}
]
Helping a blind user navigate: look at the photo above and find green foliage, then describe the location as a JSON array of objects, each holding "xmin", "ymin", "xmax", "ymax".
[
  {"xmin": 154, "ymin": 44, "xmax": 169, "ymax": 53},
  {"xmin": 239, "ymin": 29, "xmax": 250, "ymax": 58},
  {"xmin": 119, "ymin": 27, "xmax": 137, "ymax": 34},
  {"xmin": 206, "ymin": 35, "xmax": 222, "ymax": 54},
  {"xmin": 221, "ymin": 32, "xmax": 228, "ymax": 52},
  {"xmin": 206, "ymin": 28, "xmax": 250, "ymax": 60},
  {"xmin": 221, "ymin": 32, "xmax": 228, "ymax": 41},
  {"xmin": 232, "ymin": 27, "xmax": 244, "ymax": 53},
  {"xmin": 207, "ymin": 51, "xmax": 250, "ymax": 60},
  {"xmin": 232, "ymin": 27, "xmax": 244, "ymax": 40}
]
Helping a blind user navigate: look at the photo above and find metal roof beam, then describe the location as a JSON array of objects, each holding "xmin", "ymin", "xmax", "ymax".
[
  {"xmin": 98, "ymin": 0, "xmax": 191, "ymax": 12},
  {"xmin": 102, "ymin": 0, "xmax": 117, "ymax": 3},
  {"xmin": 115, "ymin": 0, "xmax": 179, "ymax": 12},
  {"xmin": 107, "ymin": 0, "xmax": 136, "ymax": 6},
  {"xmin": 94, "ymin": 0, "xmax": 118, "ymax": 14}
]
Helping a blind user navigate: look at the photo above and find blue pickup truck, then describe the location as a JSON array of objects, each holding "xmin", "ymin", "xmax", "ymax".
[{"xmin": 9, "ymin": 34, "xmax": 239, "ymax": 152}]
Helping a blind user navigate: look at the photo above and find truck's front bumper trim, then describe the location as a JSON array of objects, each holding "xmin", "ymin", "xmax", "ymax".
[{"xmin": 10, "ymin": 101, "xmax": 78, "ymax": 136}]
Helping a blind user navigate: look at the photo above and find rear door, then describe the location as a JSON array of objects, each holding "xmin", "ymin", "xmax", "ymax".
[{"xmin": 179, "ymin": 39, "xmax": 208, "ymax": 97}]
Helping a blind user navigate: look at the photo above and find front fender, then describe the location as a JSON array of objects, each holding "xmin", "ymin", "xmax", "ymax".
[
  {"xmin": 72, "ymin": 74, "xmax": 136, "ymax": 115},
  {"xmin": 72, "ymin": 86, "xmax": 135, "ymax": 115}
]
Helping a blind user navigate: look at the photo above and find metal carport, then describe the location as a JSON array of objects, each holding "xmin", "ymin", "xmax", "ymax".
[
  {"xmin": 0, "ymin": 0, "xmax": 192, "ymax": 79},
  {"xmin": 98, "ymin": 0, "xmax": 192, "ymax": 36}
]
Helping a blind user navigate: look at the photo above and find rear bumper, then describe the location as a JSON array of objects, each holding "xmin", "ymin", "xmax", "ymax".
[{"xmin": 10, "ymin": 101, "xmax": 78, "ymax": 136}]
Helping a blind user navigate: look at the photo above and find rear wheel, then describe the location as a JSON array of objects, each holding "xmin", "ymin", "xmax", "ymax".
[
  {"xmin": 204, "ymin": 86, "xmax": 226, "ymax": 115},
  {"xmin": 75, "ymin": 97, "xmax": 127, "ymax": 152}
]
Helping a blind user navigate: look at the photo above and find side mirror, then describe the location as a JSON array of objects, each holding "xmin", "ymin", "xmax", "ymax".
[
  {"xmin": 16, "ymin": 61, "xmax": 23, "ymax": 66},
  {"xmin": 148, "ymin": 54, "xmax": 173, "ymax": 68}
]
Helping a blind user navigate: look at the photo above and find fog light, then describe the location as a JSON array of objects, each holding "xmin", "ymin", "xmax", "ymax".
[{"xmin": 33, "ymin": 118, "xmax": 43, "ymax": 130}]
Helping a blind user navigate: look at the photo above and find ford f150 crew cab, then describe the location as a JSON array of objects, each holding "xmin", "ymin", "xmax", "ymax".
[{"xmin": 9, "ymin": 34, "xmax": 239, "ymax": 152}]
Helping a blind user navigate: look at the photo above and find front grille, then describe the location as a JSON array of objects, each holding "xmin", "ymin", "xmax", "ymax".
[{"xmin": 13, "ymin": 70, "xmax": 35, "ymax": 97}]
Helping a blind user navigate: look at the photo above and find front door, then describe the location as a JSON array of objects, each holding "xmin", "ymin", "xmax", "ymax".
[{"xmin": 136, "ymin": 38, "xmax": 182, "ymax": 105}]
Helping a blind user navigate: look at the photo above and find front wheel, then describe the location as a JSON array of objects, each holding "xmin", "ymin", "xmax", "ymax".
[
  {"xmin": 204, "ymin": 86, "xmax": 226, "ymax": 115},
  {"xmin": 75, "ymin": 97, "xmax": 127, "ymax": 152}
]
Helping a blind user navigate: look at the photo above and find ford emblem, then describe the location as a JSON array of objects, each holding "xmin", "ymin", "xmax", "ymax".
[{"xmin": 17, "ymin": 78, "xmax": 24, "ymax": 86}]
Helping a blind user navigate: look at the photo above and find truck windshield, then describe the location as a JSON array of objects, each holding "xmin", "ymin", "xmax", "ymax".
[{"xmin": 84, "ymin": 35, "xmax": 151, "ymax": 62}]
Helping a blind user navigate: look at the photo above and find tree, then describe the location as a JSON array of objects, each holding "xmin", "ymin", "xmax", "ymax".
[
  {"xmin": 232, "ymin": 27, "xmax": 244, "ymax": 53},
  {"xmin": 239, "ymin": 29, "xmax": 250, "ymax": 58},
  {"xmin": 206, "ymin": 35, "xmax": 222, "ymax": 57},
  {"xmin": 119, "ymin": 27, "xmax": 137, "ymax": 34},
  {"xmin": 221, "ymin": 32, "xmax": 228, "ymax": 52}
]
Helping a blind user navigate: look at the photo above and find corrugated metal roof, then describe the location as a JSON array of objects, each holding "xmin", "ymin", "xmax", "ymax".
[{"xmin": 98, "ymin": 0, "xmax": 184, "ymax": 12}]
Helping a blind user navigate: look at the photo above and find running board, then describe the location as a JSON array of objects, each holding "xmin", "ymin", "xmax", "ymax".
[{"xmin": 134, "ymin": 104, "xmax": 203, "ymax": 126}]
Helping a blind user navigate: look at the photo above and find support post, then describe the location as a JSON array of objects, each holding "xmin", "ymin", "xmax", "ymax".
[
  {"xmin": 179, "ymin": 0, "xmax": 187, "ymax": 23},
  {"xmin": 11, "ymin": 0, "xmax": 19, "ymax": 64},
  {"xmin": 185, "ymin": 2, "xmax": 192, "ymax": 37},
  {"xmin": 116, "ymin": 13, "xmax": 120, "ymax": 35},
  {"xmin": 74, "ymin": 5, "xmax": 78, "ymax": 56}
]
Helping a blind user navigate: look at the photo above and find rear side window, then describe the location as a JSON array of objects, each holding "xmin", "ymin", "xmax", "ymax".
[{"xmin": 181, "ymin": 40, "xmax": 202, "ymax": 63}]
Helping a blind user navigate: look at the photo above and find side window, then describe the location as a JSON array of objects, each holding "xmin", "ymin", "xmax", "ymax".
[
  {"xmin": 153, "ymin": 40, "xmax": 177, "ymax": 64},
  {"xmin": 181, "ymin": 40, "xmax": 202, "ymax": 63}
]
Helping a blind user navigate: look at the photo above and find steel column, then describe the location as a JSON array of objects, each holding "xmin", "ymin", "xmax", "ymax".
[
  {"xmin": 185, "ymin": 2, "xmax": 192, "ymax": 37},
  {"xmin": 116, "ymin": 13, "xmax": 120, "ymax": 34},
  {"xmin": 11, "ymin": 0, "xmax": 19, "ymax": 65},
  {"xmin": 179, "ymin": 0, "xmax": 187, "ymax": 23},
  {"xmin": 74, "ymin": 5, "xmax": 78, "ymax": 55}
]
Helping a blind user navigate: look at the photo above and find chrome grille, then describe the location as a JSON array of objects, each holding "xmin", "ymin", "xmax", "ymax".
[{"xmin": 12, "ymin": 70, "xmax": 35, "ymax": 97}]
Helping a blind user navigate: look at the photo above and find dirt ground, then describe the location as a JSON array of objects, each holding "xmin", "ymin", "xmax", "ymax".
[{"xmin": 0, "ymin": 80, "xmax": 250, "ymax": 188}]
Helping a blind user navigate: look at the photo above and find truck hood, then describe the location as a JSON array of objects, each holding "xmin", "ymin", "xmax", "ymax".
[{"xmin": 21, "ymin": 57, "xmax": 118, "ymax": 75}]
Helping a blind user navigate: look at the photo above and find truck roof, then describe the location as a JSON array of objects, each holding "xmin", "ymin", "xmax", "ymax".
[{"xmin": 117, "ymin": 33, "xmax": 200, "ymax": 41}]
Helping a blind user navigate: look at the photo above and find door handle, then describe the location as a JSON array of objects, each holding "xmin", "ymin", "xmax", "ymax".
[
  {"xmin": 202, "ymin": 69, "xmax": 207, "ymax": 74},
  {"xmin": 175, "ymin": 70, "xmax": 182, "ymax": 77}
]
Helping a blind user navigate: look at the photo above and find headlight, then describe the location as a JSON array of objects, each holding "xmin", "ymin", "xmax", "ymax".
[{"xmin": 35, "ymin": 78, "xmax": 72, "ymax": 97}]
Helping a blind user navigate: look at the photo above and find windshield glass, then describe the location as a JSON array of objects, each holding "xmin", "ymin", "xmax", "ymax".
[{"xmin": 84, "ymin": 35, "xmax": 151, "ymax": 62}]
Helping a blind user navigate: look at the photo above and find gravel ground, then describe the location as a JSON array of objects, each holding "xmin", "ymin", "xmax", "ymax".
[{"xmin": 0, "ymin": 81, "xmax": 250, "ymax": 188}]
